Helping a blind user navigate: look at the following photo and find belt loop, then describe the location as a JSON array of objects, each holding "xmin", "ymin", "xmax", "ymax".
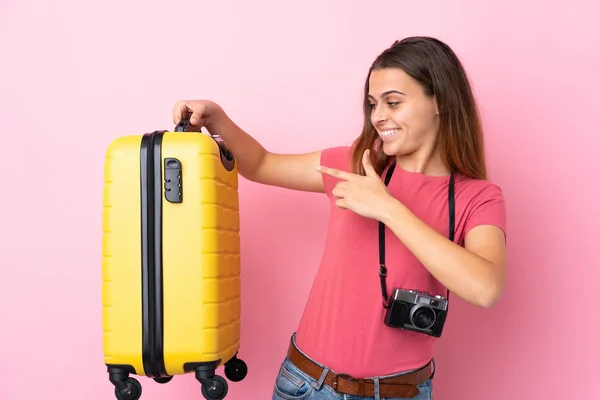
[
  {"xmin": 312, "ymin": 367, "xmax": 330, "ymax": 390},
  {"xmin": 373, "ymin": 377, "xmax": 381, "ymax": 400},
  {"xmin": 429, "ymin": 358, "xmax": 436, "ymax": 380}
]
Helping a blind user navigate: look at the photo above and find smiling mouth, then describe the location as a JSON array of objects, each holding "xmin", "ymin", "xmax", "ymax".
[{"xmin": 380, "ymin": 129, "xmax": 399, "ymax": 137}]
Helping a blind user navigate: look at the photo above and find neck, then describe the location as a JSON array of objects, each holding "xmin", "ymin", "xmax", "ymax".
[{"xmin": 394, "ymin": 144, "xmax": 449, "ymax": 176}]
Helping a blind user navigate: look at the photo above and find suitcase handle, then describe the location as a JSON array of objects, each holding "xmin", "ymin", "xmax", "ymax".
[
  {"xmin": 173, "ymin": 117, "xmax": 236, "ymax": 172},
  {"xmin": 174, "ymin": 116, "xmax": 197, "ymax": 132},
  {"xmin": 213, "ymin": 135, "xmax": 236, "ymax": 172}
]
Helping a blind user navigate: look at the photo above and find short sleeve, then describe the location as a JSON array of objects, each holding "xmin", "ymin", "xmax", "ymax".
[
  {"xmin": 463, "ymin": 182, "xmax": 507, "ymax": 240},
  {"xmin": 320, "ymin": 146, "xmax": 352, "ymax": 198}
]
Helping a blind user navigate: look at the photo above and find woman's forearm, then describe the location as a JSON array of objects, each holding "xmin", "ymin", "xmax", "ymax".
[{"xmin": 379, "ymin": 196, "xmax": 505, "ymax": 308}]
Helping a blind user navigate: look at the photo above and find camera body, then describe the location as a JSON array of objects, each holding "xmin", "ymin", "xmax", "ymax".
[{"xmin": 383, "ymin": 288, "xmax": 448, "ymax": 337}]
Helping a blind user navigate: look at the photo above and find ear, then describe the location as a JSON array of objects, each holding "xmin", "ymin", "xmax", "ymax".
[{"xmin": 362, "ymin": 149, "xmax": 378, "ymax": 177}]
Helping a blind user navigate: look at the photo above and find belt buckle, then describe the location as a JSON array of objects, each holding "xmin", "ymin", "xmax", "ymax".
[{"xmin": 331, "ymin": 373, "xmax": 356, "ymax": 393}]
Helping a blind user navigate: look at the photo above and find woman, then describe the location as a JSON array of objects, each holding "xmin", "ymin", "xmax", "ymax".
[{"xmin": 172, "ymin": 36, "xmax": 507, "ymax": 400}]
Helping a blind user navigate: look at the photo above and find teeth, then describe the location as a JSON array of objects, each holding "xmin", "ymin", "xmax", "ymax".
[{"xmin": 381, "ymin": 129, "xmax": 398, "ymax": 137}]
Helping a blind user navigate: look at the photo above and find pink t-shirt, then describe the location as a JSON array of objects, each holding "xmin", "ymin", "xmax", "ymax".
[{"xmin": 294, "ymin": 146, "xmax": 507, "ymax": 377}]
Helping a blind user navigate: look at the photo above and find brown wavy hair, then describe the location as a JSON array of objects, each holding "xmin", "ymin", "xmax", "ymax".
[{"xmin": 351, "ymin": 36, "xmax": 487, "ymax": 180}]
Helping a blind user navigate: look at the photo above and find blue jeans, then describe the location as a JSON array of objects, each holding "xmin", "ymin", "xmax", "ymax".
[{"xmin": 272, "ymin": 353, "xmax": 433, "ymax": 400}]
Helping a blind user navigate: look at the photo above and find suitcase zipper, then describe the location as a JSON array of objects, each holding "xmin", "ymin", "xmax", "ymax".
[{"xmin": 140, "ymin": 130, "xmax": 168, "ymax": 379}]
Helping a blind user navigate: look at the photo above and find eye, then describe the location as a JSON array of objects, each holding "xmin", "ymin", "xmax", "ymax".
[{"xmin": 387, "ymin": 102, "xmax": 400, "ymax": 107}]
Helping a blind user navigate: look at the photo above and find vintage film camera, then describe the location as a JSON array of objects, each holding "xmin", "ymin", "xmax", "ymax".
[{"xmin": 383, "ymin": 288, "xmax": 448, "ymax": 337}]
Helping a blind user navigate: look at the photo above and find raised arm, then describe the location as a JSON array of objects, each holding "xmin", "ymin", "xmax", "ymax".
[{"xmin": 173, "ymin": 100, "xmax": 324, "ymax": 193}]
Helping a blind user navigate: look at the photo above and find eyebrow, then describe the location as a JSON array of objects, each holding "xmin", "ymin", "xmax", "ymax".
[{"xmin": 367, "ymin": 90, "xmax": 406, "ymax": 99}]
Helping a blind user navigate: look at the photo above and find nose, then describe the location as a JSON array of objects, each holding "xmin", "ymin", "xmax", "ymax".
[{"xmin": 372, "ymin": 104, "xmax": 389, "ymax": 126}]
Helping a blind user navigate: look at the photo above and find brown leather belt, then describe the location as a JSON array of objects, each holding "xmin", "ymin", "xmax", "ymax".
[{"xmin": 287, "ymin": 339, "xmax": 433, "ymax": 398}]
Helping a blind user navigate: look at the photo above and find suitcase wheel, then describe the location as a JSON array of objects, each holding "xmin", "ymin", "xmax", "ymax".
[
  {"xmin": 200, "ymin": 375, "xmax": 228, "ymax": 400},
  {"xmin": 113, "ymin": 377, "xmax": 142, "ymax": 400},
  {"xmin": 224, "ymin": 357, "xmax": 248, "ymax": 382},
  {"xmin": 153, "ymin": 376, "xmax": 173, "ymax": 384}
]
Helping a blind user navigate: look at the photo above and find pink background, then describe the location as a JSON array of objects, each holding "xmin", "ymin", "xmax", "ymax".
[{"xmin": 0, "ymin": 1, "xmax": 598, "ymax": 399}]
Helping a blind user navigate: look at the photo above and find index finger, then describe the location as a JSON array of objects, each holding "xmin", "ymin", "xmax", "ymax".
[
  {"xmin": 317, "ymin": 165, "xmax": 354, "ymax": 180},
  {"xmin": 172, "ymin": 101, "xmax": 190, "ymax": 125}
]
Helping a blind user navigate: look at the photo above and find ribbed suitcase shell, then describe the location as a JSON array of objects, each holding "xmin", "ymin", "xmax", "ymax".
[{"xmin": 101, "ymin": 126, "xmax": 246, "ymax": 399}]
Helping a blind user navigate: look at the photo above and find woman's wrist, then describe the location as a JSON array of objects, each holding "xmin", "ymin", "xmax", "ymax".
[
  {"xmin": 204, "ymin": 101, "xmax": 225, "ymax": 130},
  {"xmin": 379, "ymin": 194, "xmax": 406, "ymax": 225}
]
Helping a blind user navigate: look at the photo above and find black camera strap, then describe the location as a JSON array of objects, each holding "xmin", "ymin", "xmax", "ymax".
[{"xmin": 379, "ymin": 160, "xmax": 455, "ymax": 308}]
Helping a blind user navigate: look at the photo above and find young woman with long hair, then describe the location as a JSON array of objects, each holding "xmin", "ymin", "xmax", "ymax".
[{"xmin": 172, "ymin": 36, "xmax": 507, "ymax": 400}]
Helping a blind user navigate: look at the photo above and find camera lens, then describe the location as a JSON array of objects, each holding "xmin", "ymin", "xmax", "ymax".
[{"xmin": 411, "ymin": 306, "xmax": 436, "ymax": 329}]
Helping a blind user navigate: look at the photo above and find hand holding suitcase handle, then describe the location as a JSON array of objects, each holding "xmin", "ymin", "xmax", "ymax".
[
  {"xmin": 173, "ymin": 114, "xmax": 200, "ymax": 133},
  {"xmin": 174, "ymin": 115, "xmax": 236, "ymax": 172}
]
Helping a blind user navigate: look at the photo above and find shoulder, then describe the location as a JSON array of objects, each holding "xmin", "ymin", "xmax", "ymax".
[
  {"xmin": 320, "ymin": 146, "xmax": 353, "ymax": 197},
  {"xmin": 458, "ymin": 176, "xmax": 505, "ymax": 204},
  {"xmin": 456, "ymin": 175, "xmax": 507, "ymax": 239},
  {"xmin": 320, "ymin": 146, "xmax": 352, "ymax": 169}
]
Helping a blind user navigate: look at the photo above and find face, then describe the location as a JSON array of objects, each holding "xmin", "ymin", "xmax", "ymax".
[{"xmin": 367, "ymin": 68, "xmax": 439, "ymax": 157}]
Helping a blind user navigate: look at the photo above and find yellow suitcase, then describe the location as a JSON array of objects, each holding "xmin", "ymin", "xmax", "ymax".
[{"xmin": 101, "ymin": 118, "xmax": 247, "ymax": 400}]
